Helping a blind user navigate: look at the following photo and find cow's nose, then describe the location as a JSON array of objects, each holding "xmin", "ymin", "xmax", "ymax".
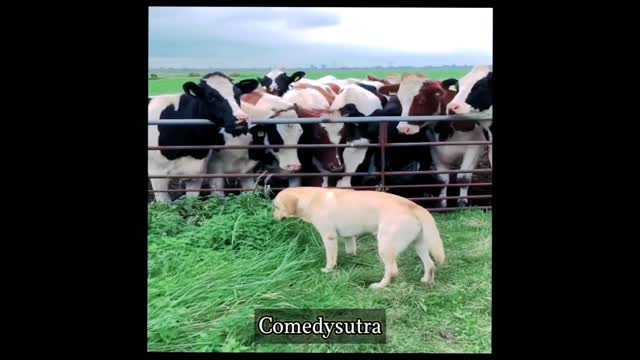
[
  {"xmin": 398, "ymin": 126, "xmax": 410, "ymax": 135},
  {"xmin": 448, "ymin": 104, "xmax": 461, "ymax": 114},
  {"xmin": 286, "ymin": 164, "xmax": 301, "ymax": 172}
]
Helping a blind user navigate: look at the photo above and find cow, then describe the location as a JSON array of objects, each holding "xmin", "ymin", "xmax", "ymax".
[
  {"xmin": 332, "ymin": 87, "xmax": 443, "ymax": 204},
  {"xmin": 326, "ymin": 84, "xmax": 385, "ymax": 188},
  {"xmin": 379, "ymin": 73, "xmax": 486, "ymax": 208},
  {"xmin": 147, "ymin": 72, "xmax": 259, "ymax": 202},
  {"xmin": 258, "ymin": 69, "xmax": 306, "ymax": 97},
  {"xmin": 239, "ymin": 89, "xmax": 304, "ymax": 189},
  {"xmin": 293, "ymin": 104, "xmax": 364, "ymax": 187},
  {"xmin": 279, "ymin": 87, "xmax": 350, "ymax": 181},
  {"xmin": 446, "ymin": 65, "xmax": 493, "ymax": 167}
]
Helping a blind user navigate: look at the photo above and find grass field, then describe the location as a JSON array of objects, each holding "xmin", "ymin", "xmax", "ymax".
[
  {"xmin": 148, "ymin": 68, "xmax": 472, "ymax": 96},
  {"xmin": 148, "ymin": 192, "xmax": 492, "ymax": 353}
]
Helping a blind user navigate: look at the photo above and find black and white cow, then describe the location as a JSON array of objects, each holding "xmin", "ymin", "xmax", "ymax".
[
  {"xmin": 148, "ymin": 72, "xmax": 259, "ymax": 202},
  {"xmin": 333, "ymin": 88, "xmax": 444, "ymax": 204},
  {"xmin": 239, "ymin": 89, "xmax": 305, "ymax": 190},
  {"xmin": 258, "ymin": 69, "xmax": 306, "ymax": 97},
  {"xmin": 446, "ymin": 65, "xmax": 493, "ymax": 166}
]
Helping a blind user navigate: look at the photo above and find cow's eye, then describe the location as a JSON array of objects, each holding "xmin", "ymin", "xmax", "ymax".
[{"xmin": 435, "ymin": 92, "xmax": 442, "ymax": 97}]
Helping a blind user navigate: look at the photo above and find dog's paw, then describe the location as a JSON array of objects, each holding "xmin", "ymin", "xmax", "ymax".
[
  {"xmin": 368, "ymin": 282, "xmax": 386, "ymax": 289},
  {"xmin": 421, "ymin": 268, "xmax": 435, "ymax": 284},
  {"xmin": 346, "ymin": 251, "xmax": 356, "ymax": 256},
  {"xmin": 420, "ymin": 276, "xmax": 434, "ymax": 285},
  {"xmin": 321, "ymin": 267, "xmax": 335, "ymax": 273}
]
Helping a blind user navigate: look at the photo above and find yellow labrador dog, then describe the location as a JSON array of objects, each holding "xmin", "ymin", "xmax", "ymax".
[{"xmin": 273, "ymin": 187, "xmax": 445, "ymax": 289}]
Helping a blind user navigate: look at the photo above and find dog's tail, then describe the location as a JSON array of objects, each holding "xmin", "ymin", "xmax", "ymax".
[{"xmin": 410, "ymin": 204, "xmax": 445, "ymax": 265}]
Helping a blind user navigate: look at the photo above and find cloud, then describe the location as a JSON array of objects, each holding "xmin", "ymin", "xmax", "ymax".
[{"xmin": 148, "ymin": 7, "xmax": 492, "ymax": 68}]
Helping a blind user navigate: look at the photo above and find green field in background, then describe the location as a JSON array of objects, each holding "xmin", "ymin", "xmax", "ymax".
[{"xmin": 148, "ymin": 68, "xmax": 471, "ymax": 96}]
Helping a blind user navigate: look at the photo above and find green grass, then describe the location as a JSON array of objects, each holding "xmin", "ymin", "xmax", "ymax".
[
  {"xmin": 148, "ymin": 192, "xmax": 492, "ymax": 353},
  {"xmin": 148, "ymin": 68, "xmax": 472, "ymax": 96}
]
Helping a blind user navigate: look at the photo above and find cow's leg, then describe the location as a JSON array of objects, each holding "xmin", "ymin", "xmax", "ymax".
[
  {"xmin": 288, "ymin": 176, "xmax": 301, "ymax": 188},
  {"xmin": 337, "ymin": 138, "xmax": 370, "ymax": 188},
  {"xmin": 457, "ymin": 145, "xmax": 482, "ymax": 208},
  {"xmin": 184, "ymin": 178, "xmax": 203, "ymax": 198},
  {"xmin": 430, "ymin": 154, "xmax": 450, "ymax": 208},
  {"xmin": 481, "ymin": 123, "xmax": 493, "ymax": 168},
  {"xmin": 240, "ymin": 176, "xmax": 256, "ymax": 191},
  {"xmin": 208, "ymin": 177, "xmax": 225, "ymax": 198},
  {"xmin": 150, "ymin": 178, "xmax": 172, "ymax": 203}
]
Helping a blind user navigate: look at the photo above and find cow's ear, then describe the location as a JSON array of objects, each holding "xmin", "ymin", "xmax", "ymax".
[
  {"xmin": 183, "ymin": 82, "xmax": 204, "ymax": 98},
  {"xmin": 289, "ymin": 71, "xmax": 306, "ymax": 83},
  {"xmin": 236, "ymin": 79, "xmax": 260, "ymax": 94},
  {"xmin": 293, "ymin": 104, "xmax": 313, "ymax": 118},
  {"xmin": 378, "ymin": 84, "xmax": 399, "ymax": 96},
  {"xmin": 256, "ymin": 77, "xmax": 265, "ymax": 86},
  {"xmin": 339, "ymin": 104, "xmax": 362, "ymax": 117},
  {"xmin": 441, "ymin": 78, "xmax": 459, "ymax": 92}
]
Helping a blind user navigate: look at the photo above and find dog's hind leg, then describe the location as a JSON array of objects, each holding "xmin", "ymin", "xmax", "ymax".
[
  {"xmin": 369, "ymin": 239, "xmax": 399, "ymax": 289},
  {"xmin": 370, "ymin": 216, "xmax": 421, "ymax": 289},
  {"xmin": 345, "ymin": 237, "xmax": 357, "ymax": 256},
  {"xmin": 414, "ymin": 236, "xmax": 435, "ymax": 284}
]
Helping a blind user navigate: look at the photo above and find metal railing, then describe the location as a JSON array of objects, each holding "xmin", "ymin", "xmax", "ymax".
[{"xmin": 148, "ymin": 113, "xmax": 492, "ymax": 212}]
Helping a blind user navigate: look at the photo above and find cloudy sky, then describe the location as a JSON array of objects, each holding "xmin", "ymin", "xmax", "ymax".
[{"xmin": 149, "ymin": 7, "xmax": 492, "ymax": 69}]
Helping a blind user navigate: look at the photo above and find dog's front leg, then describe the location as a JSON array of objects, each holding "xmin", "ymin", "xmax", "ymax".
[{"xmin": 320, "ymin": 232, "xmax": 338, "ymax": 273}]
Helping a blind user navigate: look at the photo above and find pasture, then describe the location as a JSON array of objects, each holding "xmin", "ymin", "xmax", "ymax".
[
  {"xmin": 147, "ymin": 192, "xmax": 492, "ymax": 353},
  {"xmin": 148, "ymin": 68, "xmax": 472, "ymax": 96}
]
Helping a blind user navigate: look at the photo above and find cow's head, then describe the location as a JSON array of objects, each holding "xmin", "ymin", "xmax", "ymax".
[
  {"xmin": 194, "ymin": 72, "xmax": 258, "ymax": 134},
  {"xmin": 447, "ymin": 66, "xmax": 492, "ymax": 115},
  {"xmin": 259, "ymin": 106, "xmax": 304, "ymax": 172},
  {"xmin": 379, "ymin": 74, "xmax": 455, "ymax": 135},
  {"xmin": 294, "ymin": 104, "xmax": 361, "ymax": 172},
  {"xmin": 258, "ymin": 69, "xmax": 306, "ymax": 97}
]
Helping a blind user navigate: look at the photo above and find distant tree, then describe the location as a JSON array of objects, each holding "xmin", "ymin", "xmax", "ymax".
[
  {"xmin": 321, "ymin": 64, "xmax": 327, "ymax": 70},
  {"xmin": 149, "ymin": 73, "xmax": 159, "ymax": 80},
  {"xmin": 188, "ymin": 72, "xmax": 201, "ymax": 77}
]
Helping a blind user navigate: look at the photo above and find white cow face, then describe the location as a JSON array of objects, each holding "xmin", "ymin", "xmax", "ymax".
[
  {"xmin": 259, "ymin": 69, "xmax": 306, "ymax": 97},
  {"xmin": 446, "ymin": 65, "xmax": 492, "ymax": 115}
]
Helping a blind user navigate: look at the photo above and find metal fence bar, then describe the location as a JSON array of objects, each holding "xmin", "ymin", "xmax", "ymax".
[
  {"xmin": 147, "ymin": 140, "xmax": 491, "ymax": 151},
  {"xmin": 148, "ymin": 183, "xmax": 493, "ymax": 193},
  {"xmin": 407, "ymin": 195, "xmax": 492, "ymax": 201},
  {"xmin": 147, "ymin": 113, "xmax": 492, "ymax": 125},
  {"xmin": 148, "ymin": 168, "xmax": 492, "ymax": 179},
  {"xmin": 427, "ymin": 206, "xmax": 492, "ymax": 212}
]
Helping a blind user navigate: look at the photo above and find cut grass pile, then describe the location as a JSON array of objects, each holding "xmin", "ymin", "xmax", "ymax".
[{"xmin": 148, "ymin": 192, "xmax": 491, "ymax": 353}]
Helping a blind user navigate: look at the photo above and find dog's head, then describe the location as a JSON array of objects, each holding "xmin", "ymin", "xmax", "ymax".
[{"xmin": 273, "ymin": 191, "xmax": 299, "ymax": 220}]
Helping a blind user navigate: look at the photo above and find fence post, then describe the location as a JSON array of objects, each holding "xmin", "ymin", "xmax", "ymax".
[{"xmin": 379, "ymin": 121, "xmax": 387, "ymax": 192}]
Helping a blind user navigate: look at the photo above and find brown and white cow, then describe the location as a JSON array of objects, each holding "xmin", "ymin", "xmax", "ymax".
[{"xmin": 379, "ymin": 74, "xmax": 486, "ymax": 208}]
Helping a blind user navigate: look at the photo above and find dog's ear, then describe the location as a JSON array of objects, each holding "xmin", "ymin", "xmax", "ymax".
[{"xmin": 282, "ymin": 193, "xmax": 299, "ymax": 215}]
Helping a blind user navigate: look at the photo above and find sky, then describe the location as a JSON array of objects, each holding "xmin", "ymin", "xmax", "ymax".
[{"xmin": 149, "ymin": 7, "xmax": 493, "ymax": 69}]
